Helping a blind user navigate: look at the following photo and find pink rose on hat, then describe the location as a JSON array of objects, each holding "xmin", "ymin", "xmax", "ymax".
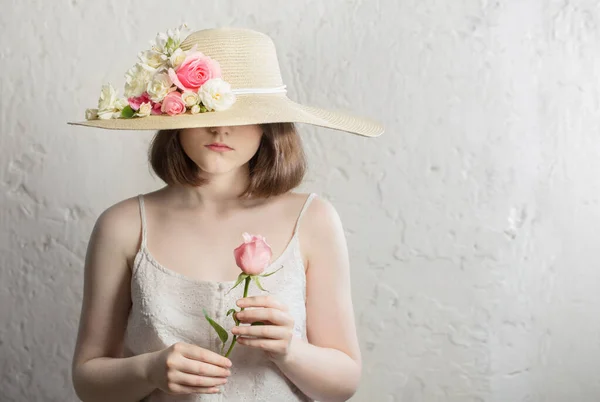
[
  {"xmin": 160, "ymin": 91, "xmax": 186, "ymax": 115},
  {"xmin": 168, "ymin": 48, "xmax": 222, "ymax": 92}
]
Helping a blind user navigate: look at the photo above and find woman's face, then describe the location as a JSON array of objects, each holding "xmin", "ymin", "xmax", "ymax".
[{"xmin": 178, "ymin": 124, "xmax": 263, "ymax": 174}]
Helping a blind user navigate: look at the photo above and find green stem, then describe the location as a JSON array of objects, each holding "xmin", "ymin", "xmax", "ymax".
[{"xmin": 224, "ymin": 276, "xmax": 251, "ymax": 358}]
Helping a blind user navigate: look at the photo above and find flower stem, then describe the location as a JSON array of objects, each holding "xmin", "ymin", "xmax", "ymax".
[{"xmin": 224, "ymin": 276, "xmax": 251, "ymax": 358}]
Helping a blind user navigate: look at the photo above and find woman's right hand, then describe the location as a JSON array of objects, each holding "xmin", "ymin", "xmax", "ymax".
[{"xmin": 146, "ymin": 342, "xmax": 233, "ymax": 395}]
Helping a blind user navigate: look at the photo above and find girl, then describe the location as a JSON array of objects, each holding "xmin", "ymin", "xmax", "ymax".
[{"xmin": 69, "ymin": 26, "xmax": 383, "ymax": 402}]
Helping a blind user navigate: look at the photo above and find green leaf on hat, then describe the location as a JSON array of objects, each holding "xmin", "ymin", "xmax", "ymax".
[
  {"xmin": 203, "ymin": 309, "xmax": 228, "ymax": 345},
  {"xmin": 120, "ymin": 105, "xmax": 135, "ymax": 118},
  {"xmin": 251, "ymin": 321, "xmax": 266, "ymax": 326},
  {"xmin": 226, "ymin": 273, "xmax": 249, "ymax": 295}
]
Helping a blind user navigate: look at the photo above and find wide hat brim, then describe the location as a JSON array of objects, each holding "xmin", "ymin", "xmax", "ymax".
[{"xmin": 67, "ymin": 93, "xmax": 384, "ymax": 138}]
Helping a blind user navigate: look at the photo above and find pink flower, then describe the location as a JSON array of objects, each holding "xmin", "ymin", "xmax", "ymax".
[
  {"xmin": 129, "ymin": 92, "xmax": 164, "ymax": 115},
  {"xmin": 160, "ymin": 91, "xmax": 186, "ymax": 116},
  {"xmin": 233, "ymin": 233, "xmax": 273, "ymax": 275},
  {"xmin": 151, "ymin": 102, "xmax": 162, "ymax": 115},
  {"xmin": 128, "ymin": 92, "xmax": 151, "ymax": 111},
  {"xmin": 168, "ymin": 50, "xmax": 222, "ymax": 92}
]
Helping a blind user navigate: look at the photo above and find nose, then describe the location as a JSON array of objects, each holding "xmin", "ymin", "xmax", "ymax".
[{"xmin": 209, "ymin": 126, "xmax": 230, "ymax": 136}]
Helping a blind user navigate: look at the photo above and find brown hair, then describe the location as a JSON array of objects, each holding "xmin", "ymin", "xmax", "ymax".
[{"xmin": 148, "ymin": 122, "xmax": 307, "ymax": 198}]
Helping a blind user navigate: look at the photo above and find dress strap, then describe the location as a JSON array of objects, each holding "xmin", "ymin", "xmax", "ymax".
[
  {"xmin": 137, "ymin": 194, "xmax": 148, "ymax": 249},
  {"xmin": 292, "ymin": 192, "xmax": 317, "ymax": 237}
]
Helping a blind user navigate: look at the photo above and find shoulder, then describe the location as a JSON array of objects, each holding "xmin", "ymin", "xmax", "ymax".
[
  {"xmin": 292, "ymin": 192, "xmax": 346, "ymax": 257},
  {"xmin": 91, "ymin": 194, "xmax": 144, "ymax": 260},
  {"xmin": 283, "ymin": 191, "xmax": 339, "ymax": 223},
  {"xmin": 301, "ymin": 192, "xmax": 342, "ymax": 231}
]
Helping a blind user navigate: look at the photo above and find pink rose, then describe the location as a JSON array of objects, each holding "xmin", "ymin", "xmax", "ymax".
[
  {"xmin": 168, "ymin": 51, "xmax": 222, "ymax": 92},
  {"xmin": 233, "ymin": 233, "xmax": 273, "ymax": 275},
  {"xmin": 160, "ymin": 91, "xmax": 186, "ymax": 116},
  {"xmin": 151, "ymin": 102, "xmax": 162, "ymax": 115},
  {"xmin": 128, "ymin": 92, "xmax": 151, "ymax": 111}
]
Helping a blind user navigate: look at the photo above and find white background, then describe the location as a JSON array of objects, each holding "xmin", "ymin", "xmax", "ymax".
[{"xmin": 1, "ymin": 1, "xmax": 600, "ymax": 401}]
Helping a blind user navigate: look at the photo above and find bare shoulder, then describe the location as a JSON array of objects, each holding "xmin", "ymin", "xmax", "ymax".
[
  {"xmin": 300, "ymin": 193, "xmax": 343, "ymax": 233},
  {"xmin": 282, "ymin": 191, "xmax": 339, "ymax": 224},
  {"xmin": 91, "ymin": 194, "xmax": 143, "ymax": 265},
  {"xmin": 293, "ymin": 192, "xmax": 346, "ymax": 264}
]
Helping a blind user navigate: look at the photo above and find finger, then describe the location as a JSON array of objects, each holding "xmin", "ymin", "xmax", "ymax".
[
  {"xmin": 236, "ymin": 337, "xmax": 286, "ymax": 353},
  {"xmin": 235, "ymin": 308, "xmax": 293, "ymax": 327},
  {"xmin": 178, "ymin": 343, "xmax": 232, "ymax": 368},
  {"xmin": 180, "ymin": 359, "xmax": 232, "ymax": 378},
  {"xmin": 232, "ymin": 325, "xmax": 290, "ymax": 340},
  {"xmin": 166, "ymin": 383, "xmax": 221, "ymax": 395},
  {"xmin": 172, "ymin": 371, "xmax": 229, "ymax": 388},
  {"xmin": 236, "ymin": 295, "xmax": 289, "ymax": 311}
]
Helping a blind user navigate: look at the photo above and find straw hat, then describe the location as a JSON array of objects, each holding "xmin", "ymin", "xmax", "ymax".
[{"xmin": 67, "ymin": 25, "xmax": 384, "ymax": 138}]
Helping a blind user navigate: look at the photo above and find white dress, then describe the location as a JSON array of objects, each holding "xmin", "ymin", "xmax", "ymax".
[{"xmin": 123, "ymin": 193, "xmax": 318, "ymax": 401}]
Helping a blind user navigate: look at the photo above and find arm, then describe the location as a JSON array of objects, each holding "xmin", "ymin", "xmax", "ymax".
[
  {"xmin": 273, "ymin": 196, "xmax": 362, "ymax": 402},
  {"xmin": 71, "ymin": 199, "xmax": 157, "ymax": 402}
]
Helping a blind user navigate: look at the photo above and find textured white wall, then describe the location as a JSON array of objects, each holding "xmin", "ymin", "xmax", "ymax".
[{"xmin": 2, "ymin": 0, "xmax": 600, "ymax": 401}]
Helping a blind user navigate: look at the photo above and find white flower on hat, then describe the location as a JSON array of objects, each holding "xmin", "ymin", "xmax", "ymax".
[
  {"xmin": 150, "ymin": 22, "xmax": 189, "ymax": 57},
  {"xmin": 138, "ymin": 49, "xmax": 168, "ymax": 70},
  {"xmin": 135, "ymin": 102, "xmax": 152, "ymax": 117},
  {"xmin": 95, "ymin": 83, "xmax": 130, "ymax": 120},
  {"xmin": 114, "ymin": 97, "xmax": 129, "ymax": 110},
  {"xmin": 124, "ymin": 63, "xmax": 156, "ymax": 98},
  {"xmin": 97, "ymin": 83, "xmax": 117, "ymax": 110},
  {"xmin": 85, "ymin": 108, "xmax": 98, "ymax": 120},
  {"xmin": 96, "ymin": 83, "xmax": 121, "ymax": 119},
  {"xmin": 181, "ymin": 91, "xmax": 200, "ymax": 107},
  {"xmin": 190, "ymin": 104, "xmax": 201, "ymax": 114},
  {"xmin": 98, "ymin": 109, "xmax": 116, "ymax": 120},
  {"xmin": 146, "ymin": 72, "xmax": 175, "ymax": 103},
  {"xmin": 169, "ymin": 48, "xmax": 187, "ymax": 69},
  {"xmin": 198, "ymin": 78, "xmax": 236, "ymax": 112}
]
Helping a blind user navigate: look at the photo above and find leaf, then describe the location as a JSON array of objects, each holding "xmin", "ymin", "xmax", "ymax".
[
  {"xmin": 227, "ymin": 308, "xmax": 240, "ymax": 325},
  {"xmin": 203, "ymin": 309, "xmax": 228, "ymax": 345},
  {"xmin": 251, "ymin": 321, "xmax": 266, "ymax": 326},
  {"xmin": 226, "ymin": 273, "xmax": 249, "ymax": 295},
  {"xmin": 260, "ymin": 265, "xmax": 284, "ymax": 278},
  {"xmin": 120, "ymin": 105, "xmax": 135, "ymax": 118},
  {"xmin": 252, "ymin": 275, "xmax": 269, "ymax": 292}
]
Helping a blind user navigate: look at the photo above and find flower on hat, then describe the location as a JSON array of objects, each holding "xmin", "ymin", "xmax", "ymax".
[
  {"xmin": 199, "ymin": 78, "xmax": 236, "ymax": 112},
  {"xmin": 95, "ymin": 83, "xmax": 129, "ymax": 120},
  {"xmin": 85, "ymin": 23, "xmax": 237, "ymax": 121},
  {"xmin": 146, "ymin": 72, "xmax": 176, "ymax": 103},
  {"xmin": 168, "ymin": 47, "xmax": 222, "ymax": 92},
  {"xmin": 161, "ymin": 91, "xmax": 186, "ymax": 116}
]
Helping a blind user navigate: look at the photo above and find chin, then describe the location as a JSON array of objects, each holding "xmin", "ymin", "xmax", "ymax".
[{"xmin": 197, "ymin": 163, "xmax": 238, "ymax": 175}]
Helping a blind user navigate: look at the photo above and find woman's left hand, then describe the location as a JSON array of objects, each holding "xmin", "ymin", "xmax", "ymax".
[{"xmin": 231, "ymin": 295, "xmax": 295, "ymax": 361}]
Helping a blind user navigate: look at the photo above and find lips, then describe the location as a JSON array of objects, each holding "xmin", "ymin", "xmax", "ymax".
[
  {"xmin": 205, "ymin": 143, "xmax": 233, "ymax": 151},
  {"xmin": 207, "ymin": 142, "xmax": 232, "ymax": 148}
]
